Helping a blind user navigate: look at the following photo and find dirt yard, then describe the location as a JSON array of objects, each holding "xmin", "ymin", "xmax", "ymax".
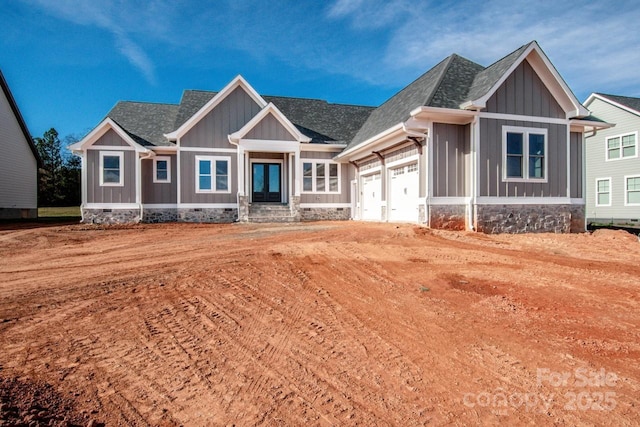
[{"xmin": 0, "ymin": 221, "xmax": 639, "ymax": 426}]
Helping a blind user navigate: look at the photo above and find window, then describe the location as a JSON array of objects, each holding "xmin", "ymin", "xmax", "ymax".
[
  {"xmin": 626, "ymin": 176, "xmax": 640, "ymax": 205},
  {"xmin": 153, "ymin": 156, "xmax": 171, "ymax": 183},
  {"xmin": 596, "ymin": 178, "xmax": 611, "ymax": 207},
  {"xmin": 196, "ymin": 156, "xmax": 230, "ymax": 193},
  {"xmin": 99, "ymin": 151, "xmax": 124, "ymax": 186},
  {"xmin": 607, "ymin": 132, "xmax": 637, "ymax": 160},
  {"xmin": 302, "ymin": 161, "xmax": 340, "ymax": 193},
  {"xmin": 502, "ymin": 126, "xmax": 547, "ymax": 181}
]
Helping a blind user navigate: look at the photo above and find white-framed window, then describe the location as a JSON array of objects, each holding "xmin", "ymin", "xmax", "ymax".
[
  {"xmin": 625, "ymin": 175, "xmax": 640, "ymax": 206},
  {"xmin": 606, "ymin": 132, "xmax": 637, "ymax": 160},
  {"xmin": 99, "ymin": 151, "xmax": 124, "ymax": 186},
  {"xmin": 302, "ymin": 160, "xmax": 340, "ymax": 193},
  {"xmin": 502, "ymin": 126, "xmax": 548, "ymax": 182},
  {"xmin": 195, "ymin": 156, "xmax": 231, "ymax": 193},
  {"xmin": 153, "ymin": 156, "xmax": 171, "ymax": 183},
  {"xmin": 595, "ymin": 178, "xmax": 611, "ymax": 207}
]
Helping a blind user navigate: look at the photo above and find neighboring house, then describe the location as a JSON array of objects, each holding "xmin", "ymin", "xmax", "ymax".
[
  {"xmin": 0, "ymin": 69, "xmax": 41, "ymax": 219},
  {"xmin": 70, "ymin": 41, "xmax": 605, "ymax": 233},
  {"xmin": 583, "ymin": 93, "xmax": 640, "ymax": 226}
]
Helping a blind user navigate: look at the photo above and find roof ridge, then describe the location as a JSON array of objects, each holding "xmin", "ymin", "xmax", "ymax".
[
  {"xmin": 117, "ymin": 100, "xmax": 178, "ymax": 107},
  {"xmin": 423, "ymin": 54, "xmax": 460, "ymax": 107}
]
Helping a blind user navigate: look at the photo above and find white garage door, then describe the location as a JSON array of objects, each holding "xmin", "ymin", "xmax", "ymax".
[
  {"xmin": 389, "ymin": 163, "xmax": 418, "ymax": 222},
  {"xmin": 361, "ymin": 173, "xmax": 381, "ymax": 221}
]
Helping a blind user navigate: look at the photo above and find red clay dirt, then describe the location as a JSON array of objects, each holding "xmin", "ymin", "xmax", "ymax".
[{"xmin": 0, "ymin": 221, "xmax": 639, "ymax": 426}]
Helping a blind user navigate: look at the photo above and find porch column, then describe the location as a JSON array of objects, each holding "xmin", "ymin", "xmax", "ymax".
[{"xmin": 237, "ymin": 147, "xmax": 249, "ymax": 222}]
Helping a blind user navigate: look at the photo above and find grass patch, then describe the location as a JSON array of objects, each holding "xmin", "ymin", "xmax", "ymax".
[{"xmin": 38, "ymin": 207, "xmax": 81, "ymax": 218}]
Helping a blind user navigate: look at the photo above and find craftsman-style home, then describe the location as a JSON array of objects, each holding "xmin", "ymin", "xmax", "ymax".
[{"xmin": 70, "ymin": 41, "xmax": 606, "ymax": 233}]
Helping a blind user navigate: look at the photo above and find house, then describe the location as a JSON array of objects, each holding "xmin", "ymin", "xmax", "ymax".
[
  {"xmin": 70, "ymin": 41, "xmax": 606, "ymax": 233},
  {"xmin": 583, "ymin": 93, "xmax": 640, "ymax": 226},
  {"xmin": 0, "ymin": 69, "xmax": 41, "ymax": 219}
]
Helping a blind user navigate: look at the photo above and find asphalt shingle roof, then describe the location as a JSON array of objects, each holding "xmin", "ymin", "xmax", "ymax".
[
  {"xmin": 105, "ymin": 90, "xmax": 373, "ymax": 146},
  {"xmin": 596, "ymin": 93, "xmax": 640, "ymax": 115}
]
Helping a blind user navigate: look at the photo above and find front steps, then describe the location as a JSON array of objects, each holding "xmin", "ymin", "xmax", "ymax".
[{"xmin": 248, "ymin": 203, "xmax": 299, "ymax": 223}]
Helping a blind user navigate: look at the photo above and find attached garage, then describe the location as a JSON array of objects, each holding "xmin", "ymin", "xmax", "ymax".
[
  {"xmin": 388, "ymin": 163, "xmax": 418, "ymax": 222},
  {"xmin": 361, "ymin": 173, "xmax": 382, "ymax": 220}
]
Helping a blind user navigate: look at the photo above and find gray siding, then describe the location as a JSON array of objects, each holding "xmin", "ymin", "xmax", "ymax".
[
  {"xmin": 433, "ymin": 123, "xmax": 470, "ymax": 197},
  {"xmin": 179, "ymin": 151, "xmax": 237, "ymax": 204},
  {"xmin": 0, "ymin": 86, "xmax": 37, "ymax": 210},
  {"xmin": 300, "ymin": 150, "xmax": 349, "ymax": 203},
  {"xmin": 181, "ymin": 87, "xmax": 262, "ymax": 148},
  {"xmin": 94, "ymin": 128, "xmax": 130, "ymax": 146},
  {"xmin": 245, "ymin": 113, "xmax": 295, "ymax": 141},
  {"xmin": 86, "ymin": 150, "xmax": 137, "ymax": 203},
  {"xmin": 585, "ymin": 98, "xmax": 640, "ymax": 220},
  {"xmin": 479, "ymin": 118, "xmax": 567, "ymax": 197},
  {"xmin": 485, "ymin": 60, "xmax": 564, "ymax": 118},
  {"xmin": 569, "ymin": 132, "xmax": 583, "ymax": 199},
  {"xmin": 142, "ymin": 155, "xmax": 177, "ymax": 204}
]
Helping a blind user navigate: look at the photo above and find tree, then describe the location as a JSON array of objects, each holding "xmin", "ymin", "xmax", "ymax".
[{"xmin": 34, "ymin": 128, "xmax": 82, "ymax": 206}]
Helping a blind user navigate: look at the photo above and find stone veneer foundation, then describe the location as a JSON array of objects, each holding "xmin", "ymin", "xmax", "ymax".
[
  {"xmin": 475, "ymin": 204, "xmax": 584, "ymax": 234},
  {"xmin": 429, "ymin": 205, "xmax": 467, "ymax": 230},
  {"xmin": 178, "ymin": 208, "xmax": 237, "ymax": 223},
  {"xmin": 300, "ymin": 207, "xmax": 351, "ymax": 221},
  {"xmin": 82, "ymin": 208, "xmax": 141, "ymax": 224}
]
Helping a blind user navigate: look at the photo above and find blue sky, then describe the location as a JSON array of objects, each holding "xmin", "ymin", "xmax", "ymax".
[{"xmin": 2, "ymin": 0, "xmax": 640, "ymax": 141}]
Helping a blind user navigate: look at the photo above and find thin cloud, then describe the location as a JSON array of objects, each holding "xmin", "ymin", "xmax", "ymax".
[{"xmin": 24, "ymin": 0, "xmax": 158, "ymax": 84}]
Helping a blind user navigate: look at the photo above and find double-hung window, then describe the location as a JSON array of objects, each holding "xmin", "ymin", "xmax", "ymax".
[
  {"xmin": 606, "ymin": 132, "xmax": 637, "ymax": 160},
  {"xmin": 302, "ymin": 161, "xmax": 340, "ymax": 193},
  {"xmin": 595, "ymin": 178, "xmax": 611, "ymax": 207},
  {"xmin": 153, "ymin": 156, "xmax": 171, "ymax": 183},
  {"xmin": 626, "ymin": 176, "xmax": 640, "ymax": 206},
  {"xmin": 502, "ymin": 126, "xmax": 548, "ymax": 182},
  {"xmin": 99, "ymin": 151, "xmax": 124, "ymax": 186},
  {"xmin": 196, "ymin": 156, "xmax": 230, "ymax": 193}
]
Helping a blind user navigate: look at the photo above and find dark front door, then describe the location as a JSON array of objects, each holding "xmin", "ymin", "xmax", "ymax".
[{"xmin": 252, "ymin": 163, "xmax": 281, "ymax": 202}]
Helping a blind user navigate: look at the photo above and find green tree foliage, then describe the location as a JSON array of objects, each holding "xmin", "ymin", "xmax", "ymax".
[{"xmin": 34, "ymin": 128, "xmax": 81, "ymax": 207}]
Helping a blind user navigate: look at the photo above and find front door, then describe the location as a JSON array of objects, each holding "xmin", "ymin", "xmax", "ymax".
[{"xmin": 252, "ymin": 163, "xmax": 281, "ymax": 202}]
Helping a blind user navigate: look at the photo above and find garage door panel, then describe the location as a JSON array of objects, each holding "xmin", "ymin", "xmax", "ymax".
[
  {"xmin": 362, "ymin": 173, "xmax": 381, "ymax": 221},
  {"xmin": 389, "ymin": 164, "xmax": 418, "ymax": 222}
]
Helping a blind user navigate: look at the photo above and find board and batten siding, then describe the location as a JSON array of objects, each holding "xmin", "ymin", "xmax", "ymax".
[
  {"xmin": 0, "ymin": 85, "xmax": 37, "ymax": 210},
  {"xmin": 181, "ymin": 87, "xmax": 262, "ymax": 148},
  {"xmin": 485, "ymin": 59, "xmax": 564, "ymax": 119},
  {"xmin": 300, "ymin": 150, "xmax": 349, "ymax": 204},
  {"xmin": 86, "ymin": 150, "xmax": 136, "ymax": 203},
  {"xmin": 479, "ymin": 118, "xmax": 567, "ymax": 197},
  {"xmin": 585, "ymin": 97, "xmax": 640, "ymax": 220},
  {"xmin": 93, "ymin": 129, "xmax": 130, "ymax": 146},
  {"xmin": 245, "ymin": 114, "xmax": 295, "ymax": 141},
  {"xmin": 432, "ymin": 123, "xmax": 470, "ymax": 197},
  {"xmin": 569, "ymin": 132, "xmax": 583, "ymax": 199},
  {"xmin": 142, "ymin": 155, "xmax": 177, "ymax": 204},
  {"xmin": 180, "ymin": 151, "xmax": 237, "ymax": 204}
]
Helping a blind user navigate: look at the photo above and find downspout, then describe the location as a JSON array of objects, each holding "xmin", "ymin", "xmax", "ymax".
[{"xmin": 469, "ymin": 116, "xmax": 478, "ymax": 231}]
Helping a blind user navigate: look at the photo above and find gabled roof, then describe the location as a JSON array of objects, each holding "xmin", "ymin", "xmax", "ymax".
[
  {"xmin": 107, "ymin": 101, "xmax": 179, "ymax": 146},
  {"xmin": 68, "ymin": 117, "xmax": 152, "ymax": 152},
  {"xmin": 229, "ymin": 103, "xmax": 312, "ymax": 143},
  {"xmin": 586, "ymin": 93, "xmax": 640, "ymax": 117},
  {"xmin": 0, "ymin": 69, "xmax": 42, "ymax": 167}
]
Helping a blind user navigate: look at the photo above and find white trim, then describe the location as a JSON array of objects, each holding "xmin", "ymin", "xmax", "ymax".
[
  {"xmin": 87, "ymin": 145, "xmax": 135, "ymax": 151},
  {"xmin": 229, "ymin": 103, "xmax": 311, "ymax": 143},
  {"xmin": 566, "ymin": 125, "xmax": 571, "ymax": 198},
  {"xmin": 385, "ymin": 154, "xmax": 419, "ymax": 169},
  {"xmin": 428, "ymin": 197, "xmax": 472, "ymax": 205},
  {"xmin": 99, "ymin": 151, "xmax": 124, "ymax": 187},
  {"xmin": 300, "ymin": 203, "xmax": 351, "ymax": 208},
  {"xmin": 335, "ymin": 123, "xmax": 405, "ymax": 160},
  {"xmin": 479, "ymin": 111, "xmax": 568, "ymax": 125},
  {"xmin": 84, "ymin": 203, "xmax": 139, "ymax": 209},
  {"xmin": 143, "ymin": 204, "xmax": 177, "ymax": 209},
  {"xmin": 300, "ymin": 143, "xmax": 347, "ymax": 152},
  {"xmin": 177, "ymin": 203, "xmax": 238, "ymax": 209},
  {"xmin": 238, "ymin": 139, "xmax": 300, "ymax": 152},
  {"xmin": 195, "ymin": 155, "xmax": 232, "ymax": 194},
  {"xmin": 150, "ymin": 146, "xmax": 178, "ymax": 153},
  {"xmin": 179, "ymin": 147, "xmax": 238, "ymax": 153},
  {"xmin": 153, "ymin": 156, "xmax": 171, "ymax": 183},
  {"xmin": 476, "ymin": 197, "xmax": 577, "ymax": 205},
  {"xmin": 359, "ymin": 165, "xmax": 382, "ymax": 177},
  {"xmin": 584, "ymin": 93, "xmax": 640, "ymax": 118},
  {"xmin": 502, "ymin": 126, "xmax": 548, "ymax": 183},
  {"xmin": 68, "ymin": 117, "xmax": 150, "ymax": 153},
  {"xmin": 300, "ymin": 159, "xmax": 341, "ymax": 194},
  {"xmin": 177, "ymin": 141, "xmax": 181, "ymax": 204},
  {"xmin": 570, "ymin": 198, "xmax": 585, "ymax": 205},
  {"xmin": 595, "ymin": 177, "xmax": 612, "ymax": 207},
  {"xmin": 624, "ymin": 175, "xmax": 640, "ymax": 206},
  {"xmin": 165, "ymin": 75, "xmax": 267, "ymax": 140},
  {"xmin": 605, "ymin": 131, "xmax": 638, "ymax": 161}
]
